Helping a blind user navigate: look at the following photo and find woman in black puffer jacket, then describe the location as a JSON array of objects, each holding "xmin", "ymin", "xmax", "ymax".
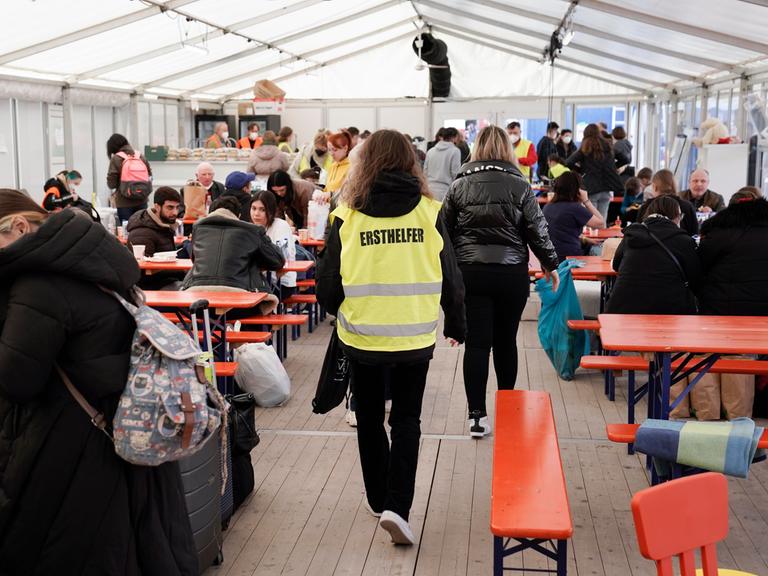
[
  {"xmin": 698, "ymin": 193, "xmax": 768, "ymax": 315},
  {"xmin": 0, "ymin": 191, "xmax": 197, "ymax": 575},
  {"xmin": 440, "ymin": 125, "xmax": 559, "ymax": 438}
]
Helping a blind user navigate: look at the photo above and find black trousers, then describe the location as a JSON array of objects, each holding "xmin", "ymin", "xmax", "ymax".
[
  {"xmin": 461, "ymin": 264, "xmax": 530, "ymax": 417},
  {"xmin": 351, "ymin": 359, "xmax": 430, "ymax": 521}
]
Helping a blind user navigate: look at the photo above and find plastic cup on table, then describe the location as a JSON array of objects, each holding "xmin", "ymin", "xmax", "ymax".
[
  {"xmin": 132, "ymin": 245, "xmax": 146, "ymax": 260},
  {"xmin": 298, "ymin": 228, "xmax": 309, "ymax": 242}
]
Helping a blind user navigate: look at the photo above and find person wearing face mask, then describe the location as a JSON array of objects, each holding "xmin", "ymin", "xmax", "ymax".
[
  {"xmin": 505, "ymin": 121, "xmax": 537, "ymax": 180},
  {"xmin": 606, "ymin": 195, "xmax": 702, "ymax": 315},
  {"xmin": 289, "ymin": 130, "xmax": 333, "ymax": 179},
  {"xmin": 557, "ymin": 129, "xmax": 577, "ymax": 159},
  {"xmin": 42, "ymin": 170, "xmax": 100, "ymax": 222},
  {"xmin": 205, "ymin": 121, "xmax": 230, "ymax": 149},
  {"xmin": 237, "ymin": 122, "xmax": 263, "ymax": 150},
  {"xmin": 536, "ymin": 121, "xmax": 560, "ymax": 182},
  {"xmin": 0, "ymin": 189, "xmax": 198, "ymax": 574}
]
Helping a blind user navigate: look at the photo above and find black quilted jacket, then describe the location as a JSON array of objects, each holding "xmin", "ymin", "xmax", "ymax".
[
  {"xmin": 0, "ymin": 210, "xmax": 198, "ymax": 574},
  {"xmin": 440, "ymin": 160, "xmax": 559, "ymax": 271}
]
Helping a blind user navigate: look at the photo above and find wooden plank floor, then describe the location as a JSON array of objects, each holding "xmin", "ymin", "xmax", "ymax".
[{"xmin": 205, "ymin": 311, "xmax": 768, "ymax": 576}]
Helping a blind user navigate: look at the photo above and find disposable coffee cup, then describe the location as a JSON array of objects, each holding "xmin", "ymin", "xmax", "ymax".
[
  {"xmin": 132, "ymin": 245, "xmax": 146, "ymax": 260},
  {"xmin": 298, "ymin": 228, "xmax": 309, "ymax": 242}
]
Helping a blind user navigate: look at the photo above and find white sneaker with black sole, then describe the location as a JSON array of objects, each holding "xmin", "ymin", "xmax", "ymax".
[
  {"xmin": 469, "ymin": 412, "xmax": 491, "ymax": 438},
  {"xmin": 379, "ymin": 510, "xmax": 415, "ymax": 545}
]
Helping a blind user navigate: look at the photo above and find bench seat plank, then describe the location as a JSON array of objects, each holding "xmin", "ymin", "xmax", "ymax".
[
  {"xmin": 492, "ymin": 390, "xmax": 573, "ymax": 540},
  {"xmin": 581, "ymin": 355, "xmax": 768, "ymax": 375},
  {"xmin": 606, "ymin": 423, "xmax": 768, "ymax": 449}
]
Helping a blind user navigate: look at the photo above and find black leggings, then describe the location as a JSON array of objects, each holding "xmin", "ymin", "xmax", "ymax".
[{"xmin": 461, "ymin": 264, "xmax": 530, "ymax": 417}]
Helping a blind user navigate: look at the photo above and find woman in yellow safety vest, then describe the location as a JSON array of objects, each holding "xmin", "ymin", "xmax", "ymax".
[
  {"xmin": 289, "ymin": 130, "xmax": 333, "ymax": 178},
  {"xmin": 317, "ymin": 130, "xmax": 466, "ymax": 546}
]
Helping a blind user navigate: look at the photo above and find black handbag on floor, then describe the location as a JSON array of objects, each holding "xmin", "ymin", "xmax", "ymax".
[
  {"xmin": 312, "ymin": 329, "xmax": 351, "ymax": 414},
  {"xmin": 228, "ymin": 392, "xmax": 260, "ymax": 454}
]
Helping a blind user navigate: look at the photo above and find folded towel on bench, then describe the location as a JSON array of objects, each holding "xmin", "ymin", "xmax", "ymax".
[{"xmin": 635, "ymin": 418, "xmax": 763, "ymax": 479}]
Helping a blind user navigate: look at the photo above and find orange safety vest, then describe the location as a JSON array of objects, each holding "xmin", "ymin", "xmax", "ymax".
[{"xmin": 237, "ymin": 136, "xmax": 263, "ymax": 149}]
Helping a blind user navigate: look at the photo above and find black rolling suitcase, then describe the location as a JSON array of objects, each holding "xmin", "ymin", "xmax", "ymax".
[
  {"xmin": 178, "ymin": 434, "xmax": 223, "ymax": 569},
  {"xmin": 178, "ymin": 299, "xmax": 226, "ymax": 568}
]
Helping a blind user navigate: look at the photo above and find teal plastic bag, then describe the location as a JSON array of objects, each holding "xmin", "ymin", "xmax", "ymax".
[{"xmin": 535, "ymin": 259, "xmax": 590, "ymax": 381}]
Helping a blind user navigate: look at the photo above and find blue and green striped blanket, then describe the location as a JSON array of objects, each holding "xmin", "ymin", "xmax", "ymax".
[{"xmin": 635, "ymin": 418, "xmax": 763, "ymax": 479}]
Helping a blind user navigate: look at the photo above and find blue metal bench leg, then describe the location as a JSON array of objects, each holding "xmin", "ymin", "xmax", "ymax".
[
  {"xmin": 557, "ymin": 539, "xmax": 567, "ymax": 576},
  {"xmin": 493, "ymin": 536, "xmax": 504, "ymax": 576},
  {"xmin": 627, "ymin": 370, "xmax": 636, "ymax": 454}
]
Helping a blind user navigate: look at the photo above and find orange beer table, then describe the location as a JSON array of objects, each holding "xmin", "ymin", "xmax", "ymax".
[
  {"xmin": 139, "ymin": 259, "xmax": 313, "ymax": 275},
  {"xmin": 598, "ymin": 314, "xmax": 768, "ymax": 421}
]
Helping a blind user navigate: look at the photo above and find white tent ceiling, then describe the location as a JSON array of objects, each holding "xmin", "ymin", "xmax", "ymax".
[{"xmin": 2, "ymin": 0, "xmax": 767, "ymax": 102}]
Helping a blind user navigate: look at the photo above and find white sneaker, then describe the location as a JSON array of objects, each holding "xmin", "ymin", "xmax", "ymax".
[
  {"xmin": 363, "ymin": 499, "xmax": 382, "ymax": 518},
  {"xmin": 345, "ymin": 410, "xmax": 357, "ymax": 427},
  {"xmin": 384, "ymin": 399, "xmax": 392, "ymax": 413},
  {"xmin": 379, "ymin": 510, "xmax": 415, "ymax": 545},
  {"xmin": 469, "ymin": 413, "xmax": 491, "ymax": 438}
]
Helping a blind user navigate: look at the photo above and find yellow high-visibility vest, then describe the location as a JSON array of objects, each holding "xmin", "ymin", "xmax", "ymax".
[
  {"xmin": 332, "ymin": 196, "xmax": 444, "ymax": 352},
  {"xmin": 549, "ymin": 163, "xmax": 570, "ymax": 180},
  {"xmin": 514, "ymin": 137, "xmax": 533, "ymax": 178},
  {"xmin": 298, "ymin": 148, "xmax": 333, "ymax": 174}
]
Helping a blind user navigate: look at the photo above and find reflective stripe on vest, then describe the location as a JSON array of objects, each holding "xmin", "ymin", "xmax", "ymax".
[
  {"xmin": 334, "ymin": 196, "xmax": 443, "ymax": 352},
  {"xmin": 514, "ymin": 138, "xmax": 533, "ymax": 178}
]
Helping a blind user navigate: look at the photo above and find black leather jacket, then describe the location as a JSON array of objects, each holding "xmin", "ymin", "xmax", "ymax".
[
  {"xmin": 440, "ymin": 160, "xmax": 559, "ymax": 271},
  {"xmin": 182, "ymin": 209, "xmax": 284, "ymax": 292}
]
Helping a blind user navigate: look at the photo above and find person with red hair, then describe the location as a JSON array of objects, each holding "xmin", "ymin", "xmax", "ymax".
[{"xmin": 325, "ymin": 130, "xmax": 353, "ymax": 196}]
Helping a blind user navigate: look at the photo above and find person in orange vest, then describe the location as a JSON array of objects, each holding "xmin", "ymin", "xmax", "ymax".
[
  {"xmin": 205, "ymin": 122, "xmax": 230, "ymax": 149},
  {"xmin": 237, "ymin": 122, "xmax": 263, "ymax": 149},
  {"xmin": 506, "ymin": 121, "xmax": 537, "ymax": 180}
]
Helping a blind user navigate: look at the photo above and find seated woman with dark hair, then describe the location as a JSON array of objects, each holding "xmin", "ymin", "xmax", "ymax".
[
  {"xmin": 698, "ymin": 193, "xmax": 768, "ymax": 316},
  {"xmin": 183, "ymin": 195, "xmax": 284, "ymax": 316},
  {"xmin": 606, "ymin": 195, "xmax": 702, "ymax": 315},
  {"xmin": 542, "ymin": 171, "xmax": 605, "ymax": 263},
  {"xmin": 248, "ymin": 190, "xmax": 297, "ymax": 299},
  {"xmin": 266, "ymin": 170, "xmax": 315, "ymax": 229}
]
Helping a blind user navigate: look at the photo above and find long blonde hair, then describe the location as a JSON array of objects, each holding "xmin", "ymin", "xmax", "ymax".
[
  {"xmin": 0, "ymin": 188, "xmax": 48, "ymax": 233},
  {"xmin": 652, "ymin": 169, "xmax": 678, "ymax": 196},
  {"xmin": 471, "ymin": 125, "xmax": 515, "ymax": 163},
  {"xmin": 342, "ymin": 130, "xmax": 431, "ymax": 211}
]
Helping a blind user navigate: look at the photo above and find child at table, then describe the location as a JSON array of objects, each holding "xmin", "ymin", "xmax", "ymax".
[{"xmin": 620, "ymin": 177, "xmax": 644, "ymax": 225}]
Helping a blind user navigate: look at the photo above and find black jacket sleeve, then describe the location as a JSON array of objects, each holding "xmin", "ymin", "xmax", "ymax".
[
  {"xmin": 612, "ymin": 238, "xmax": 626, "ymax": 272},
  {"xmin": 316, "ymin": 217, "xmax": 345, "ymax": 316},
  {"xmin": 0, "ymin": 277, "xmax": 67, "ymax": 403},
  {"xmin": 436, "ymin": 214, "xmax": 466, "ymax": 343},
  {"xmin": 565, "ymin": 149, "xmax": 584, "ymax": 170},
  {"xmin": 252, "ymin": 228, "xmax": 285, "ymax": 271},
  {"xmin": 680, "ymin": 199, "xmax": 699, "ymax": 236},
  {"xmin": 439, "ymin": 186, "xmax": 458, "ymax": 243},
  {"xmin": 520, "ymin": 186, "xmax": 560, "ymax": 271},
  {"xmin": 127, "ymin": 226, "xmax": 159, "ymax": 257}
]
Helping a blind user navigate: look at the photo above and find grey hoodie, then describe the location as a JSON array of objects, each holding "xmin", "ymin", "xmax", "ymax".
[{"xmin": 424, "ymin": 141, "xmax": 461, "ymax": 201}]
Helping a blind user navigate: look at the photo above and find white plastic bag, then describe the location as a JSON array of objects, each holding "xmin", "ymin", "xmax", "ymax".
[
  {"xmin": 234, "ymin": 343, "xmax": 291, "ymax": 407},
  {"xmin": 307, "ymin": 200, "xmax": 329, "ymax": 240}
]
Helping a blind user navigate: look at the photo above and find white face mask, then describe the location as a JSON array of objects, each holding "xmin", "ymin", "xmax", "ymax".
[
  {"xmin": 562, "ymin": 136, "xmax": 572, "ymax": 144},
  {"xmin": 221, "ymin": 131, "xmax": 229, "ymax": 140},
  {"xmin": 249, "ymin": 132, "xmax": 259, "ymax": 140},
  {"xmin": 509, "ymin": 133, "xmax": 520, "ymax": 144}
]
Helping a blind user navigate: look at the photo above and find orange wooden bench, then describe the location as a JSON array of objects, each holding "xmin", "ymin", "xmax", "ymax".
[
  {"xmin": 492, "ymin": 390, "xmax": 572, "ymax": 576},
  {"xmin": 566, "ymin": 319, "xmax": 601, "ymax": 331},
  {"xmin": 239, "ymin": 314, "xmax": 309, "ymax": 359},
  {"xmin": 295, "ymin": 279, "xmax": 316, "ymax": 289},
  {"xmin": 606, "ymin": 423, "xmax": 768, "ymax": 449},
  {"xmin": 214, "ymin": 362, "xmax": 238, "ymax": 378},
  {"xmin": 582, "ymin": 355, "xmax": 768, "ymax": 453},
  {"xmin": 282, "ymin": 294, "xmax": 319, "ymax": 334}
]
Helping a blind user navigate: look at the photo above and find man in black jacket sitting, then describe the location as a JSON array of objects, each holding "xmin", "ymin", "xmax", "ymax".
[{"xmin": 126, "ymin": 186, "xmax": 180, "ymax": 256}]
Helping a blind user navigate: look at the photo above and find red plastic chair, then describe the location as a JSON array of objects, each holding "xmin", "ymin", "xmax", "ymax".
[{"xmin": 631, "ymin": 472, "xmax": 755, "ymax": 576}]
